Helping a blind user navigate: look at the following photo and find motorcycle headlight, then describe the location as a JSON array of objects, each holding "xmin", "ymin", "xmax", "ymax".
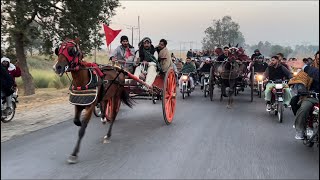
[
  {"xmin": 182, "ymin": 75, "xmax": 188, "ymax": 81},
  {"xmin": 275, "ymin": 84, "xmax": 283, "ymax": 89},
  {"xmin": 257, "ymin": 75, "xmax": 264, "ymax": 81}
]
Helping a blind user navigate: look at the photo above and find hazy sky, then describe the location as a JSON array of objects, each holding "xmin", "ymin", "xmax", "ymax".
[{"xmin": 105, "ymin": 1, "xmax": 319, "ymax": 50}]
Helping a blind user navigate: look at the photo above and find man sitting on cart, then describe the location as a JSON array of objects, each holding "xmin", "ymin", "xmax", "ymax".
[
  {"xmin": 179, "ymin": 57, "xmax": 196, "ymax": 92},
  {"xmin": 133, "ymin": 37, "xmax": 160, "ymax": 88},
  {"xmin": 156, "ymin": 39, "xmax": 173, "ymax": 74},
  {"xmin": 110, "ymin": 35, "xmax": 136, "ymax": 73}
]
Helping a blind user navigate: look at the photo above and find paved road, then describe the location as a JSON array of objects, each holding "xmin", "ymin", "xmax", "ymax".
[{"xmin": 1, "ymin": 88, "xmax": 319, "ymax": 179}]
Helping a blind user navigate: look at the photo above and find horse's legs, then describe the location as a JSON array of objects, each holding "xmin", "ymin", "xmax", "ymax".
[
  {"xmin": 68, "ymin": 105, "xmax": 94, "ymax": 164},
  {"xmin": 221, "ymin": 79, "xmax": 228, "ymax": 97},
  {"xmin": 227, "ymin": 79, "xmax": 236, "ymax": 108},
  {"xmin": 100, "ymin": 100, "xmax": 107, "ymax": 124},
  {"xmin": 103, "ymin": 96, "xmax": 118, "ymax": 143},
  {"xmin": 74, "ymin": 105, "xmax": 84, "ymax": 126}
]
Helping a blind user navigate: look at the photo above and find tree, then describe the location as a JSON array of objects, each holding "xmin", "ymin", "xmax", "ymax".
[
  {"xmin": 202, "ymin": 15, "xmax": 245, "ymax": 50},
  {"xmin": 1, "ymin": 0, "xmax": 121, "ymax": 95}
]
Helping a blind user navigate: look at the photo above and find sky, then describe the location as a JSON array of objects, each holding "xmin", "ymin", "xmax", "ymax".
[{"xmin": 103, "ymin": 1, "xmax": 319, "ymax": 51}]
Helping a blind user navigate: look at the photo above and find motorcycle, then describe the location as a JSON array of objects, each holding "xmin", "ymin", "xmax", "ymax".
[
  {"xmin": 302, "ymin": 92, "xmax": 319, "ymax": 147},
  {"xmin": 202, "ymin": 73, "xmax": 210, "ymax": 97},
  {"xmin": 254, "ymin": 73, "xmax": 264, "ymax": 98},
  {"xmin": 180, "ymin": 72, "xmax": 194, "ymax": 99},
  {"xmin": 269, "ymin": 79, "xmax": 288, "ymax": 123},
  {"xmin": 1, "ymin": 88, "xmax": 19, "ymax": 123}
]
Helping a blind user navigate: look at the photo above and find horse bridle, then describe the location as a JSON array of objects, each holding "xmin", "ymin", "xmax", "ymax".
[{"xmin": 55, "ymin": 40, "xmax": 81, "ymax": 71}]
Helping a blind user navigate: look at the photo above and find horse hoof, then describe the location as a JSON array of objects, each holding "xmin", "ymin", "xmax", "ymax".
[
  {"xmin": 103, "ymin": 136, "xmax": 111, "ymax": 144},
  {"xmin": 226, "ymin": 105, "xmax": 232, "ymax": 109},
  {"xmin": 73, "ymin": 120, "xmax": 81, "ymax": 127},
  {"xmin": 67, "ymin": 155, "xmax": 78, "ymax": 164},
  {"xmin": 101, "ymin": 117, "xmax": 107, "ymax": 124}
]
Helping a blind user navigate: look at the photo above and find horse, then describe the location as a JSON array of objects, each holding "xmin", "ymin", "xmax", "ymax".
[
  {"xmin": 219, "ymin": 44, "xmax": 247, "ymax": 108},
  {"xmin": 53, "ymin": 38, "xmax": 134, "ymax": 164}
]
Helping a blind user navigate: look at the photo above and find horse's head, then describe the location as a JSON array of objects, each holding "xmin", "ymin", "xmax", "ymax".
[
  {"xmin": 53, "ymin": 38, "xmax": 83, "ymax": 76},
  {"xmin": 228, "ymin": 45, "xmax": 239, "ymax": 61}
]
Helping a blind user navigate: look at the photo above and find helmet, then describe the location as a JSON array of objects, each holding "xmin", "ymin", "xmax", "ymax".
[
  {"xmin": 254, "ymin": 49, "xmax": 260, "ymax": 53},
  {"xmin": 1, "ymin": 57, "xmax": 10, "ymax": 63}
]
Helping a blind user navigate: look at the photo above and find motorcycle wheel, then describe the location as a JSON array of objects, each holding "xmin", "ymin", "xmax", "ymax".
[
  {"xmin": 258, "ymin": 84, "xmax": 262, "ymax": 98},
  {"xmin": 204, "ymin": 84, "xmax": 208, "ymax": 97},
  {"xmin": 277, "ymin": 102, "xmax": 283, "ymax": 123},
  {"xmin": 1, "ymin": 101, "xmax": 16, "ymax": 123},
  {"xmin": 182, "ymin": 85, "xmax": 185, "ymax": 99}
]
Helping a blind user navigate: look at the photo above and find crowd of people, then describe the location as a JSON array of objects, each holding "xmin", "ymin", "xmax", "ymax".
[{"xmin": 1, "ymin": 35, "xmax": 318, "ymax": 142}]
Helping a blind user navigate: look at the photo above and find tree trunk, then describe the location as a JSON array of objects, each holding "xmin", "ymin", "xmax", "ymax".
[{"xmin": 14, "ymin": 32, "xmax": 35, "ymax": 95}]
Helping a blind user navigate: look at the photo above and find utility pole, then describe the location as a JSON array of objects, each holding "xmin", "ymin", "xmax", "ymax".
[
  {"xmin": 131, "ymin": 26, "xmax": 133, "ymax": 45},
  {"xmin": 126, "ymin": 25, "xmax": 139, "ymax": 46}
]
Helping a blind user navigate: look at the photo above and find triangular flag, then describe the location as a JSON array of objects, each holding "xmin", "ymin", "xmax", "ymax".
[{"xmin": 103, "ymin": 24, "xmax": 121, "ymax": 47}]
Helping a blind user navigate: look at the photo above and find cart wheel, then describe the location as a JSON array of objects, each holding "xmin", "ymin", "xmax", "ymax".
[
  {"xmin": 209, "ymin": 66, "xmax": 214, "ymax": 101},
  {"xmin": 162, "ymin": 68, "xmax": 176, "ymax": 125},
  {"xmin": 250, "ymin": 67, "xmax": 254, "ymax": 102}
]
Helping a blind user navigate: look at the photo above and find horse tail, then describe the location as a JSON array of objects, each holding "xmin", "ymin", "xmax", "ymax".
[{"xmin": 120, "ymin": 89, "xmax": 135, "ymax": 108}]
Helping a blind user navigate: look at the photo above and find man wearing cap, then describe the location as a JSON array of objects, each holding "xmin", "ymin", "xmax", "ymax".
[
  {"xmin": 251, "ymin": 49, "xmax": 262, "ymax": 60},
  {"xmin": 199, "ymin": 57, "xmax": 212, "ymax": 90},
  {"xmin": 1, "ymin": 57, "xmax": 21, "ymax": 115},
  {"xmin": 134, "ymin": 37, "xmax": 160, "ymax": 87}
]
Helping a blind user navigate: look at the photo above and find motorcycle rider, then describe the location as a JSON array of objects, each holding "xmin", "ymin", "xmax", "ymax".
[
  {"xmin": 216, "ymin": 47, "xmax": 229, "ymax": 62},
  {"xmin": 290, "ymin": 51, "xmax": 319, "ymax": 140},
  {"xmin": 247, "ymin": 55, "xmax": 268, "ymax": 85},
  {"xmin": 134, "ymin": 37, "xmax": 159, "ymax": 87},
  {"xmin": 277, "ymin": 53, "xmax": 291, "ymax": 71},
  {"xmin": 1, "ymin": 57, "xmax": 21, "ymax": 115},
  {"xmin": 263, "ymin": 56, "xmax": 292, "ymax": 111},
  {"xmin": 251, "ymin": 49, "xmax": 262, "ymax": 60},
  {"xmin": 199, "ymin": 58, "xmax": 212, "ymax": 90},
  {"xmin": 179, "ymin": 57, "xmax": 196, "ymax": 92},
  {"xmin": 248, "ymin": 55, "xmax": 268, "ymax": 73}
]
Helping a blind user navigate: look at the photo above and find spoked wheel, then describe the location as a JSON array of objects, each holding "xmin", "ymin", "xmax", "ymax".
[
  {"xmin": 1, "ymin": 102, "xmax": 16, "ymax": 123},
  {"xmin": 162, "ymin": 68, "xmax": 176, "ymax": 125},
  {"xmin": 94, "ymin": 103, "xmax": 101, "ymax": 117},
  {"xmin": 277, "ymin": 102, "xmax": 283, "ymax": 123},
  {"xmin": 250, "ymin": 67, "xmax": 254, "ymax": 102}
]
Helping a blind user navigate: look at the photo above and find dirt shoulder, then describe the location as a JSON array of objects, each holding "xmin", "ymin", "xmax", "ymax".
[{"xmin": 1, "ymin": 88, "xmax": 75, "ymax": 142}]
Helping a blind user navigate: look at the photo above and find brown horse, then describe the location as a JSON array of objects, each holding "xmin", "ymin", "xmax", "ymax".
[
  {"xmin": 53, "ymin": 38, "xmax": 134, "ymax": 164},
  {"xmin": 219, "ymin": 44, "xmax": 247, "ymax": 108}
]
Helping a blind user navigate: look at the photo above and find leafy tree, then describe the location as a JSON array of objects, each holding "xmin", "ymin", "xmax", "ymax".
[
  {"xmin": 1, "ymin": 0, "xmax": 120, "ymax": 95},
  {"xmin": 202, "ymin": 15, "xmax": 245, "ymax": 50}
]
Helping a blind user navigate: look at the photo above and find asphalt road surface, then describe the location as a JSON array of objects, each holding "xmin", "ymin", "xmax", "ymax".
[{"xmin": 1, "ymin": 88, "xmax": 319, "ymax": 179}]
